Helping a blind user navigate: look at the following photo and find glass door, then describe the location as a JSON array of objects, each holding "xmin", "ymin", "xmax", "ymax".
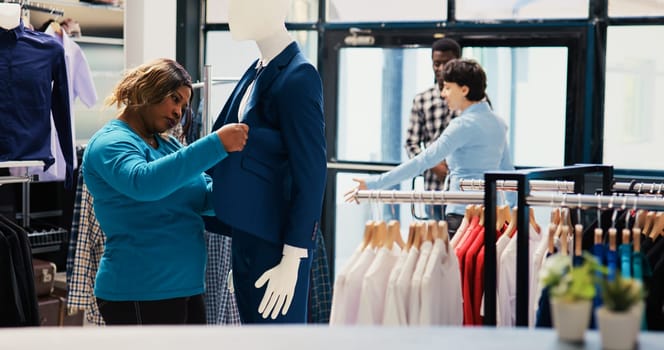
[{"xmin": 321, "ymin": 26, "xmax": 587, "ymax": 277}]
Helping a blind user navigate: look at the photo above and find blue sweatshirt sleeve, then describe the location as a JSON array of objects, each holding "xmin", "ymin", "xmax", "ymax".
[{"xmin": 87, "ymin": 131, "xmax": 227, "ymax": 202}]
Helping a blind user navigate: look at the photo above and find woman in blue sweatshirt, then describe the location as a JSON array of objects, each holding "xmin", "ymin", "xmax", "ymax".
[{"xmin": 82, "ymin": 58, "xmax": 248, "ymax": 325}]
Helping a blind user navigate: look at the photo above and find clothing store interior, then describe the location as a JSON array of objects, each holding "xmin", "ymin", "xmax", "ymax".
[{"xmin": 2, "ymin": 0, "xmax": 664, "ymax": 348}]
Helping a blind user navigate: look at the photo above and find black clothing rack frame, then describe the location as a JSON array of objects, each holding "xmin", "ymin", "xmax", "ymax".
[{"xmin": 482, "ymin": 164, "xmax": 614, "ymax": 327}]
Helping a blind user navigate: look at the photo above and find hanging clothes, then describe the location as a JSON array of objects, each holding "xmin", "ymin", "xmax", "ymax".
[
  {"xmin": 66, "ymin": 179, "xmax": 105, "ymax": 325},
  {"xmin": 0, "ymin": 215, "xmax": 40, "ymax": 326},
  {"xmin": 10, "ymin": 25, "xmax": 97, "ymax": 181},
  {"xmin": 0, "ymin": 20, "xmax": 74, "ymax": 187},
  {"xmin": 203, "ymin": 232, "xmax": 240, "ymax": 325}
]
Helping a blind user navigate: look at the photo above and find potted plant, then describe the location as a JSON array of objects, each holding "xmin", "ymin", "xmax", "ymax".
[
  {"xmin": 596, "ymin": 276, "xmax": 645, "ymax": 350},
  {"xmin": 539, "ymin": 252, "xmax": 604, "ymax": 343}
]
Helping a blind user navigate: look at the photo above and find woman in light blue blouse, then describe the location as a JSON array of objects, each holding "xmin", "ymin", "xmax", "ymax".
[{"xmin": 347, "ymin": 59, "xmax": 514, "ymax": 236}]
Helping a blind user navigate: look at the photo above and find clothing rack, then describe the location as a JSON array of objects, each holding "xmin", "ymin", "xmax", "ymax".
[
  {"xmin": 483, "ymin": 164, "xmax": 614, "ymax": 327},
  {"xmin": 191, "ymin": 64, "xmax": 212, "ymax": 138},
  {"xmin": 0, "ymin": 160, "xmax": 44, "ymax": 228},
  {"xmin": 460, "ymin": 178, "xmax": 662, "ymax": 195},
  {"xmin": 460, "ymin": 179, "xmax": 576, "ymax": 193},
  {"xmin": 351, "ymin": 164, "xmax": 620, "ymax": 328},
  {"xmin": 3, "ymin": 0, "xmax": 65, "ymax": 17}
]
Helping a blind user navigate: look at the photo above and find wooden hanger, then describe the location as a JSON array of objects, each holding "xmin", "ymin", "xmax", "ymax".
[
  {"xmin": 412, "ymin": 222, "xmax": 426, "ymax": 249},
  {"xmin": 386, "ymin": 220, "xmax": 405, "ymax": 249},
  {"xmin": 643, "ymin": 211, "xmax": 655, "ymax": 236},
  {"xmin": 574, "ymin": 224, "xmax": 583, "ymax": 257},
  {"xmin": 361, "ymin": 220, "xmax": 375, "ymax": 250},
  {"xmin": 425, "ymin": 220, "xmax": 438, "ymax": 243},
  {"xmin": 594, "ymin": 228, "xmax": 603, "ymax": 245},
  {"xmin": 529, "ymin": 208, "xmax": 541, "ymax": 234},
  {"xmin": 633, "ymin": 228, "xmax": 641, "ymax": 253},
  {"xmin": 438, "ymin": 220, "xmax": 449, "ymax": 243},
  {"xmin": 547, "ymin": 221, "xmax": 557, "ymax": 254},
  {"xmin": 478, "ymin": 205, "xmax": 485, "ymax": 227},
  {"xmin": 406, "ymin": 222, "xmax": 417, "ymax": 251},
  {"xmin": 560, "ymin": 223, "xmax": 569, "ymax": 256},
  {"xmin": 49, "ymin": 20, "xmax": 63, "ymax": 37},
  {"xmin": 371, "ymin": 221, "xmax": 387, "ymax": 249},
  {"xmin": 633, "ymin": 209, "xmax": 646, "ymax": 230},
  {"xmin": 622, "ymin": 228, "xmax": 631, "ymax": 246},
  {"xmin": 496, "ymin": 204, "xmax": 509, "ymax": 231},
  {"xmin": 505, "ymin": 207, "xmax": 518, "ymax": 238},
  {"xmin": 649, "ymin": 212, "xmax": 664, "ymax": 239},
  {"xmin": 608, "ymin": 227, "xmax": 617, "ymax": 252}
]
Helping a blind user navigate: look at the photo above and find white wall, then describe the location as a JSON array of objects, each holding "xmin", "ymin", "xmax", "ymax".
[{"xmin": 124, "ymin": 0, "xmax": 177, "ymax": 69}]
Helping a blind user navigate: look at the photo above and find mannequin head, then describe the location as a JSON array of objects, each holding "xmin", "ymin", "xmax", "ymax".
[
  {"xmin": 0, "ymin": 3, "xmax": 21, "ymax": 30},
  {"xmin": 228, "ymin": 0, "xmax": 289, "ymax": 42}
]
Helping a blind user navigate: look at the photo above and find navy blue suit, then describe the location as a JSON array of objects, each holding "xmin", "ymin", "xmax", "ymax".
[{"xmin": 209, "ymin": 42, "xmax": 326, "ymax": 323}]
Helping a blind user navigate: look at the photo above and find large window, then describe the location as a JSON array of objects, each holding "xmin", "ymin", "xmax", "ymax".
[
  {"xmin": 73, "ymin": 42, "xmax": 125, "ymax": 145},
  {"xmin": 336, "ymin": 45, "xmax": 567, "ymax": 167},
  {"xmin": 603, "ymin": 26, "xmax": 664, "ymax": 170},
  {"xmin": 609, "ymin": 0, "xmax": 664, "ymax": 17},
  {"xmin": 206, "ymin": 0, "xmax": 318, "ymax": 23},
  {"xmin": 326, "ymin": 0, "xmax": 447, "ymax": 22},
  {"xmin": 455, "ymin": 0, "xmax": 588, "ymax": 20}
]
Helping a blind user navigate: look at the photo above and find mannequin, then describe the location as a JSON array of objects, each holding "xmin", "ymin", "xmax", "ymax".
[
  {"xmin": 0, "ymin": 3, "xmax": 20, "ymax": 30},
  {"xmin": 209, "ymin": 0, "xmax": 326, "ymax": 323}
]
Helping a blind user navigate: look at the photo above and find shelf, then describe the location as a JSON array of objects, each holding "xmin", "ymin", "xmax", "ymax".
[
  {"xmin": 0, "ymin": 161, "xmax": 45, "ymax": 169},
  {"xmin": 73, "ymin": 35, "xmax": 123, "ymax": 45}
]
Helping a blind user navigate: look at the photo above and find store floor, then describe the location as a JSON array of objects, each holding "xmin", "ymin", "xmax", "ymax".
[{"xmin": 2, "ymin": 325, "xmax": 663, "ymax": 349}]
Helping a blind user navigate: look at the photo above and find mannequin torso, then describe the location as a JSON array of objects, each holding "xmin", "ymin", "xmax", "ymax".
[
  {"xmin": 211, "ymin": 0, "xmax": 327, "ymax": 323},
  {"xmin": 0, "ymin": 3, "xmax": 21, "ymax": 30}
]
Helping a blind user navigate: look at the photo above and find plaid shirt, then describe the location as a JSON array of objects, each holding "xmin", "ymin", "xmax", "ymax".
[
  {"xmin": 67, "ymin": 180, "xmax": 106, "ymax": 326},
  {"xmin": 308, "ymin": 228, "xmax": 331, "ymax": 323},
  {"xmin": 204, "ymin": 232, "xmax": 241, "ymax": 325},
  {"xmin": 404, "ymin": 85, "xmax": 455, "ymax": 191}
]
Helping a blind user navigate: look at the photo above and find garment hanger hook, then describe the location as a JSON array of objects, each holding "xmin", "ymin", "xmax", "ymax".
[
  {"xmin": 577, "ymin": 193, "xmax": 582, "ymax": 226},
  {"xmin": 609, "ymin": 194, "xmax": 619, "ymax": 229},
  {"xmin": 390, "ymin": 190, "xmax": 397, "ymax": 218}
]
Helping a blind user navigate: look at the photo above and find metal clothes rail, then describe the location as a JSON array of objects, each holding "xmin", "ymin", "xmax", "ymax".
[
  {"xmin": 0, "ymin": 160, "xmax": 44, "ymax": 227},
  {"xmin": 460, "ymin": 178, "xmax": 664, "ymax": 196}
]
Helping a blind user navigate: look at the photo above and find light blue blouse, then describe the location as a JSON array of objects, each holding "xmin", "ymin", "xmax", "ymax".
[{"xmin": 365, "ymin": 101, "xmax": 514, "ymax": 215}]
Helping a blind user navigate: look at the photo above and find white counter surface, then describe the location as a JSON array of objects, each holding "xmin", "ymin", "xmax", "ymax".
[{"xmin": 0, "ymin": 325, "xmax": 662, "ymax": 350}]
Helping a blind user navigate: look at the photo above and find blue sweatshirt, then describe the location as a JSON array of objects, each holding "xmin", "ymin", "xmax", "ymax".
[
  {"xmin": 366, "ymin": 101, "xmax": 515, "ymax": 215},
  {"xmin": 82, "ymin": 120, "xmax": 227, "ymax": 301}
]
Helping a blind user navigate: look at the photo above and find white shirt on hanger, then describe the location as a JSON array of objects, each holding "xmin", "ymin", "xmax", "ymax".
[
  {"xmin": 357, "ymin": 243, "xmax": 401, "ymax": 325},
  {"xmin": 497, "ymin": 226, "xmax": 541, "ymax": 327},
  {"xmin": 340, "ymin": 247, "xmax": 377, "ymax": 324},
  {"xmin": 382, "ymin": 249, "xmax": 408, "ymax": 325},
  {"xmin": 408, "ymin": 240, "xmax": 433, "ymax": 326},
  {"xmin": 329, "ymin": 245, "xmax": 364, "ymax": 325},
  {"xmin": 419, "ymin": 238, "xmax": 463, "ymax": 325},
  {"xmin": 390, "ymin": 246, "xmax": 421, "ymax": 325}
]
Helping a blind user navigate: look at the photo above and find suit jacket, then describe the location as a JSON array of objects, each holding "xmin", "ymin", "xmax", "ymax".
[{"xmin": 210, "ymin": 42, "xmax": 326, "ymax": 250}]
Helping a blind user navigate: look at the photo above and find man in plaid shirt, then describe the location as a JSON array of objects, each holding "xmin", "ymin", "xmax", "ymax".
[{"xmin": 404, "ymin": 38, "xmax": 461, "ymax": 220}]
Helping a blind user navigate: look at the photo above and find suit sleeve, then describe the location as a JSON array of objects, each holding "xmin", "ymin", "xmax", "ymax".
[{"xmin": 277, "ymin": 63, "xmax": 327, "ymax": 249}]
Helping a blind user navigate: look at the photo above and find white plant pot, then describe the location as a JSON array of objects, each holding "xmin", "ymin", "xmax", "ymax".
[
  {"xmin": 596, "ymin": 301, "xmax": 644, "ymax": 350},
  {"xmin": 550, "ymin": 298, "xmax": 592, "ymax": 343}
]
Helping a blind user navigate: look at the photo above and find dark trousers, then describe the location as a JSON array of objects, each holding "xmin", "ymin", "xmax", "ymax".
[
  {"xmin": 96, "ymin": 294, "xmax": 206, "ymax": 325},
  {"xmin": 231, "ymin": 229, "xmax": 312, "ymax": 323},
  {"xmin": 445, "ymin": 213, "xmax": 464, "ymax": 239}
]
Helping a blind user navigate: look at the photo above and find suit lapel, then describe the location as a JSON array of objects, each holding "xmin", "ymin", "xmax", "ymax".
[
  {"xmin": 221, "ymin": 59, "xmax": 260, "ymax": 125},
  {"xmin": 245, "ymin": 42, "xmax": 300, "ymax": 113}
]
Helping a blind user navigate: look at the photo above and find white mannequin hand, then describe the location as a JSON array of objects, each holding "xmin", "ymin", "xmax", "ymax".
[{"xmin": 255, "ymin": 244, "xmax": 307, "ymax": 319}]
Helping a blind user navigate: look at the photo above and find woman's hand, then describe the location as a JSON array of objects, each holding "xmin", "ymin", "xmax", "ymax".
[
  {"xmin": 216, "ymin": 123, "xmax": 249, "ymax": 152},
  {"xmin": 344, "ymin": 178, "xmax": 368, "ymax": 204}
]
